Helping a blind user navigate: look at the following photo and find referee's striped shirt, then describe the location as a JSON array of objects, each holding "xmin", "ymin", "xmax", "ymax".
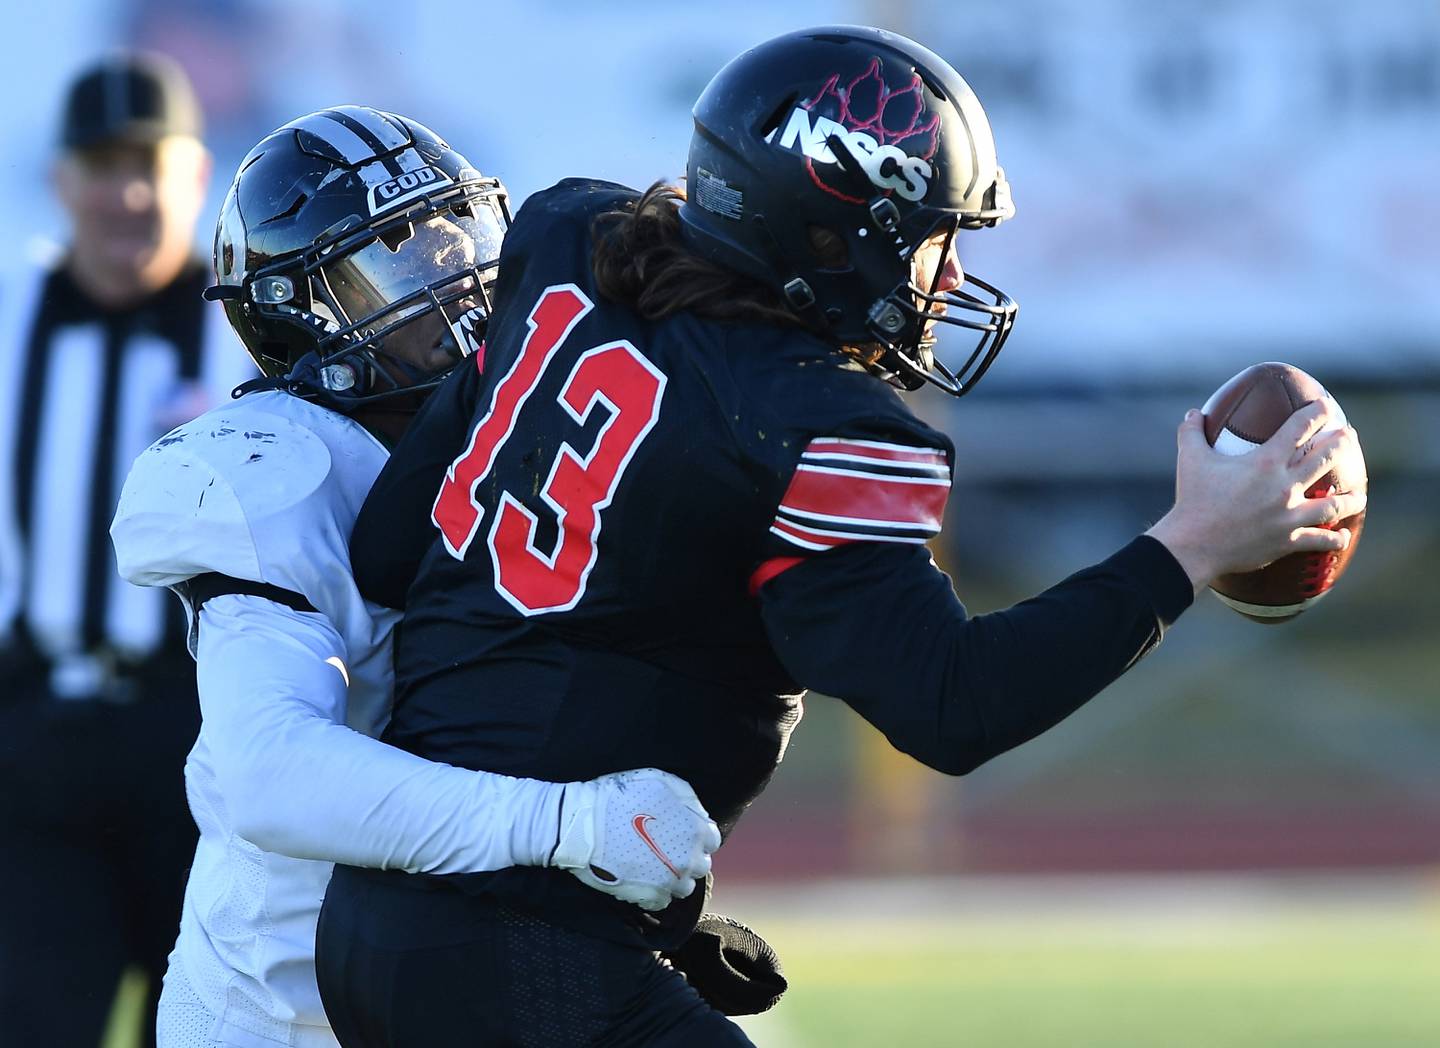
[{"xmin": 0, "ymin": 254, "xmax": 254, "ymax": 673}]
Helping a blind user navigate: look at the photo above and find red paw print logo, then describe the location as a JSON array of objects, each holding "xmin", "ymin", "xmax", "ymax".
[
  {"xmin": 806, "ymin": 58, "xmax": 941, "ymax": 162},
  {"xmin": 769, "ymin": 58, "xmax": 941, "ymax": 204}
]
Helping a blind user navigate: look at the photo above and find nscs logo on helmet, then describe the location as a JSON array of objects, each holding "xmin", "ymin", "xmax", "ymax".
[{"xmin": 764, "ymin": 58, "xmax": 941, "ymax": 203}]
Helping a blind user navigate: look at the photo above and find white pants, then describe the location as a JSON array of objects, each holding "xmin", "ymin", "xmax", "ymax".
[{"xmin": 157, "ymin": 960, "xmax": 341, "ymax": 1048}]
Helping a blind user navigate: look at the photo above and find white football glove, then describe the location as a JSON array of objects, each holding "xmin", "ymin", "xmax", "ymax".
[{"xmin": 550, "ymin": 768, "xmax": 721, "ymax": 912}]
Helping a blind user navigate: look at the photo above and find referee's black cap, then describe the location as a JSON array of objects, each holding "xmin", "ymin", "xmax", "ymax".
[{"xmin": 59, "ymin": 51, "xmax": 203, "ymax": 152}]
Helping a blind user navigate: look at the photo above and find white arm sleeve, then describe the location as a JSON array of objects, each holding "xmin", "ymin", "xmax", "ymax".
[{"xmin": 197, "ymin": 592, "xmax": 565, "ymax": 874}]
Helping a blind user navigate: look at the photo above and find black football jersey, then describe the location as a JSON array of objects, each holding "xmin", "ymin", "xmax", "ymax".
[{"xmin": 350, "ymin": 178, "xmax": 1193, "ymax": 945}]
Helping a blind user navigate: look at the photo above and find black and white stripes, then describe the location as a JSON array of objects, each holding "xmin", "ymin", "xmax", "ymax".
[
  {"xmin": 0, "ymin": 261, "xmax": 254, "ymax": 663},
  {"xmin": 290, "ymin": 107, "xmax": 411, "ymax": 165}
]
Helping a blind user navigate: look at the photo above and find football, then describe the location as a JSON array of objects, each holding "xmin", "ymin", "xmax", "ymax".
[{"xmin": 1201, "ymin": 362, "xmax": 1366, "ymax": 623}]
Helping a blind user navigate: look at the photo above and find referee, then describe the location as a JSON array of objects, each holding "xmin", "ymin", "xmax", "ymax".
[{"xmin": 0, "ymin": 54, "xmax": 253, "ymax": 1047}]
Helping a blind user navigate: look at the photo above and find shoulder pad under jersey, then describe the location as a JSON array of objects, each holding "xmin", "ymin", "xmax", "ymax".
[{"xmin": 111, "ymin": 393, "xmax": 357, "ymax": 588}]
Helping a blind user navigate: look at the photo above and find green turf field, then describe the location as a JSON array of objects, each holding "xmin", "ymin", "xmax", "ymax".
[
  {"xmin": 103, "ymin": 876, "xmax": 1440, "ymax": 1047},
  {"xmin": 731, "ymin": 878, "xmax": 1440, "ymax": 1047},
  {"xmin": 103, "ymin": 968, "xmax": 145, "ymax": 1048}
]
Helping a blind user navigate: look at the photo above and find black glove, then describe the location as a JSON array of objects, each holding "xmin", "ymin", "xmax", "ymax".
[{"xmin": 661, "ymin": 913, "xmax": 787, "ymax": 1016}]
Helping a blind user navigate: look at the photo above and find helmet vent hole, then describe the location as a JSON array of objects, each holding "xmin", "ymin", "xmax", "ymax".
[
  {"xmin": 275, "ymin": 192, "xmax": 308, "ymax": 221},
  {"xmin": 757, "ymin": 94, "xmax": 798, "ymax": 138},
  {"xmin": 917, "ymin": 70, "xmax": 948, "ymax": 101},
  {"xmin": 807, "ymin": 225, "xmax": 849, "ymax": 269}
]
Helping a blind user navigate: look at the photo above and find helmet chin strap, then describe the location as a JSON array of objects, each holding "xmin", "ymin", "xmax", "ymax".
[
  {"xmin": 232, "ymin": 349, "xmax": 363, "ymax": 407},
  {"xmin": 231, "ymin": 373, "xmax": 291, "ymax": 399},
  {"xmin": 886, "ymin": 342, "xmax": 964, "ymax": 395},
  {"xmin": 757, "ymin": 133, "xmax": 897, "ymax": 332},
  {"xmin": 233, "ymin": 350, "xmax": 334, "ymax": 397},
  {"xmin": 736, "ymin": 212, "xmax": 832, "ymax": 333},
  {"xmin": 865, "ymin": 210, "xmax": 974, "ymax": 393},
  {"xmin": 823, "ymin": 135, "xmax": 943, "ymax": 370}
]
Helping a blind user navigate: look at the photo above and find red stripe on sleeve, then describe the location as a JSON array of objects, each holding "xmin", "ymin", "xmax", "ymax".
[
  {"xmin": 780, "ymin": 468, "xmax": 948, "ymax": 529},
  {"xmin": 771, "ymin": 518, "xmax": 847, "ymax": 548},
  {"xmin": 748, "ymin": 556, "xmax": 805, "ymax": 595}
]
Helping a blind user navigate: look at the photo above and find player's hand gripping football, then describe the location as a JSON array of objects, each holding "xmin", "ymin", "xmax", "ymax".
[
  {"xmin": 1146, "ymin": 400, "xmax": 1367, "ymax": 593},
  {"xmin": 549, "ymin": 768, "xmax": 721, "ymax": 911}
]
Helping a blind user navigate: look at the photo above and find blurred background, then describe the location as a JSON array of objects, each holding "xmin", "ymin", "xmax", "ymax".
[{"xmin": 3, "ymin": 0, "xmax": 1436, "ymax": 1044}]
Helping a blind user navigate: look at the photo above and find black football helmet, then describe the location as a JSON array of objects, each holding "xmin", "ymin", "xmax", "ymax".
[
  {"xmin": 204, "ymin": 106, "xmax": 509, "ymax": 409},
  {"xmin": 679, "ymin": 26, "xmax": 1017, "ymax": 396}
]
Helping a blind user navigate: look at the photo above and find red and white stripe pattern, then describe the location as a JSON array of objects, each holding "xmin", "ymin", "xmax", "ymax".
[{"xmin": 770, "ymin": 437, "xmax": 951, "ymax": 552}]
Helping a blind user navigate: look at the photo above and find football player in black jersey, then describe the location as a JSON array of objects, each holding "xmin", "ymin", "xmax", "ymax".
[{"xmin": 315, "ymin": 26, "xmax": 1366, "ymax": 1046}]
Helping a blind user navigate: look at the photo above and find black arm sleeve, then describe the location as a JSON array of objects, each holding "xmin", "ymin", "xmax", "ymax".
[
  {"xmin": 758, "ymin": 536, "xmax": 1194, "ymax": 775},
  {"xmin": 350, "ymin": 360, "xmax": 483, "ymax": 609}
]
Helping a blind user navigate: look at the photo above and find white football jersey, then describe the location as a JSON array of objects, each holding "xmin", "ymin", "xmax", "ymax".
[
  {"xmin": 114, "ymin": 389, "xmax": 396, "ymax": 714},
  {"xmin": 114, "ymin": 390, "xmax": 567, "ymax": 1046},
  {"xmin": 113, "ymin": 390, "xmax": 395, "ymax": 1042}
]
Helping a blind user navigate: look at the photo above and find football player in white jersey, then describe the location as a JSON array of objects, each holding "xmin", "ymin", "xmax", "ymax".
[{"xmin": 110, "ymin": 107, "xmax": 720, "ymax": 1048}]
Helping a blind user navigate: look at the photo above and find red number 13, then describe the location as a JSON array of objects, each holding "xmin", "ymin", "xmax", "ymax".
[{"xmin": 431, "ymin": 284, "xmax": 667, "ymax": 615}]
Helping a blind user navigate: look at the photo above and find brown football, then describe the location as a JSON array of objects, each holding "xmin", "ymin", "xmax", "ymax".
[{"xmin": 1201, "ymin": 362, "xmax": 1366, "ymax": 624}]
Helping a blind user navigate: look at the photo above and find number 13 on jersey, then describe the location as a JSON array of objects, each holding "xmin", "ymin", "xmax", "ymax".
[{"xmin": 431, "ymin": 284, "xmax": 667, "ymax": 615}]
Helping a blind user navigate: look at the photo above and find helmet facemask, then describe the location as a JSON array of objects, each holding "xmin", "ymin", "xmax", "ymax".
[
  {"xmin": 247, "ymin": 178, "xmax": 507, "ymax": 409},
  {"xmin": 817, "ymin": 139, "xmax": 1016, "ymax": 397},
  {"xmin": 865, "ymin": 207, "xmax": 1018, "ymax": 396}
]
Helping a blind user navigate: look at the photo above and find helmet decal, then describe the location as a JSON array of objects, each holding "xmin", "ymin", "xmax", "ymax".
[
  {"xmin": 365, "ymin": 163, "xmax": 455, "ymax": 216},
  {"xmin": 765, "ymin": 58, "xmax": 941, "ymax": 204},
  {"xmin": 292, "ymin": 109, "xmax": 402, "ymax": 165},
  {"xmin": 360, "ymin": 147, "xmax": 462, "ymax": 216}
]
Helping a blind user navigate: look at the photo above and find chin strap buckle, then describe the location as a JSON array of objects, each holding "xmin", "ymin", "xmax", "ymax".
[
  {"xmin": 783, "ymin": 277, "xmax": 816, "ymax": 310},
  {"xmin": 868, "ymin": 197, "xmax": 902, "ymax": 235}
]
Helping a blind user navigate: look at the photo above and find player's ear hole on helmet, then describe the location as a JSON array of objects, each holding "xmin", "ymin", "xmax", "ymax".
[{"xmin": 806, "ymin": 225, "xmax": 849, "ymax": 270}]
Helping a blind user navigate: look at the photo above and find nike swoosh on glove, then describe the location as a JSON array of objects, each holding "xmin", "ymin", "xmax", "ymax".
[
  {"xmin": 550, "ymin": 768, "xmax": 721, "ymax": 912},
  {"xmin": 662, "ymin": 913, "xmax": 788, "ymax": 1015}
]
